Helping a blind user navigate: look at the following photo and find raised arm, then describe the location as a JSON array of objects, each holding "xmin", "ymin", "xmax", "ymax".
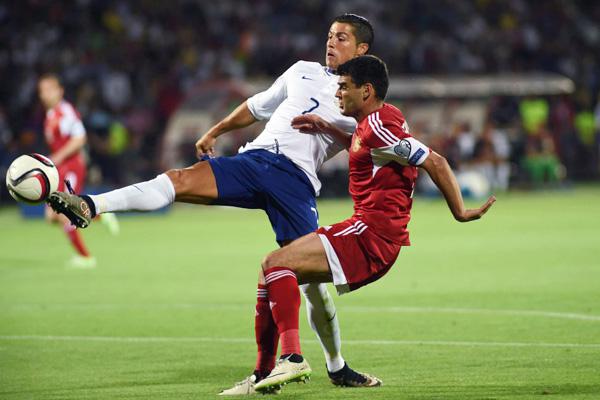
[
  {"xmin": 291, "ymin": 114, "xmax": 352, "ymax": 149},
  {"xmin": 195, "ymin": 101, "xmax": 258, "ymax": 158},
  {"xmin": 420, "ymin": 151, "xmax": 496, "ymax": 222},
  {"xmin": 196, "ymin": 64, "xmax": 295, "ymax": 158}
]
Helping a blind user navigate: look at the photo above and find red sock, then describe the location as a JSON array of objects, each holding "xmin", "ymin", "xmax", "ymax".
[
  {"xmin": 63, "ymin": 224, "xmax": 90, "ymax": 257},
  {"xmin": 254, "ymin": 284, "xmax": 278, "ymax": 375},
  {"xmin": 264, "ymin": 267, "xmax": 301, "ymax": 355}
]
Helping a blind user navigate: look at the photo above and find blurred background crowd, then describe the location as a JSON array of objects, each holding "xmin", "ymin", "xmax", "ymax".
[{"xmin": 1, "ymin": 0, "xmax": 599, "ymax": 202}]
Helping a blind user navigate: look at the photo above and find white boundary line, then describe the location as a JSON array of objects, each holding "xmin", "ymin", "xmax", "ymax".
[
  {"xmin": 0, "ymin": 335, "xmax": 599, "ymax": 349},
  {"xmin": 345, "ymin": 306, "xmax": 600, "ymax": 322},
  {"xmin": 3, "ymin": 304, "xmax": 600, "ymax": 322}
]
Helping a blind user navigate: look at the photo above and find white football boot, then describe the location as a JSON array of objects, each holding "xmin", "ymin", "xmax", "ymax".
[
  {"xmin": 218, "ymin": 374, "xmax": 281, "ymax": 396},
  {"xmin": 254, "ymin": 356, "xmax": 311, "ymax": 394}
]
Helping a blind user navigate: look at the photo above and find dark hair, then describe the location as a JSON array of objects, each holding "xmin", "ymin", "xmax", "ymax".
[
  {"xmin": 333, "ymin": 13, "xmax": 374, "ymax": 50},
  {"xmin": 337, "ymin": 55, "xmax": 389, "ymax": 100}
]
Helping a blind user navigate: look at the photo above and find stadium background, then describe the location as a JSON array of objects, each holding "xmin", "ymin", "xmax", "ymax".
[
  {"xmin": 1, "ymin": 1, "xmax": 600, "ymax": 399},
  {"xmin": 1, "ymin": 0, "xmax": 599, "ymax": 201}
]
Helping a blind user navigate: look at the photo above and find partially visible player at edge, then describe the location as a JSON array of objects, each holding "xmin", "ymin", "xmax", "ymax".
[
  {"xmin": 250, "ymin": 55, "xmax": 496, "ymax": 393},
  {"xmin": 48, "ymin": 14, "xmax": 382, "ymax": 394},
  {"xmin": 38, "ymin": 74, "xmax": 119, "ymax": 268}
]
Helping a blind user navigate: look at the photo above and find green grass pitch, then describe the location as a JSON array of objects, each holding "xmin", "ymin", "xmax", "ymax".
[{"xmin": 1, "ymin": 187, "xmax": 599, "ymax": 399}]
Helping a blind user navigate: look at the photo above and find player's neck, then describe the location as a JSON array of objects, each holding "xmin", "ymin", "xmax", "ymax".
[
  {"xmin": 45, "ymin": 99, "xmax": 62, "ymax": 111},
  {"xmin": 355, "ymin": 101, "xmax": 384, "ymax": 122}
]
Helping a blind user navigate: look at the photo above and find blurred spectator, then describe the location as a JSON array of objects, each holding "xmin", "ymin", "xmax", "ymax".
[
  {"xmin": 442, "ymin": 122, "xmax": 475, "ymax": 170},
  {"xmin": 101, "ymin": 69, "xmax": 132, "ymax": 112},
  {"xmin": 573, "ymin": 95, "xmax": 598, "ymax": 180},
  {"xmin": 471, "ymin": 121, "xmax": 511, "ymax": 191},
  {"xmin": 519, "ymin": 97, "xmax": 549, "ymax": 135},
  {"xmin": 523, "ymin": 125, "xmax": 564, "ymax": 187}
]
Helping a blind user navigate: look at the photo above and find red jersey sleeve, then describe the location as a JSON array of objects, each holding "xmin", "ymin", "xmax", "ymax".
[
  {"xmin": 366, "ymin": 105, "xmax": 430, "ymax": 167},
  {"xmin": 364, "ymin": 109, "xmax": 408, "ymax": 148}
]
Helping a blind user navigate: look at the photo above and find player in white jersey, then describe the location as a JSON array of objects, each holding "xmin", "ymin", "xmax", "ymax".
[
  {"xmin": 48, "ymin": 14, "xmax": 381, "ymax": 393},
  {"xmin": 240, "ymin": 60, "xmax": 356, "ymax": 194}
]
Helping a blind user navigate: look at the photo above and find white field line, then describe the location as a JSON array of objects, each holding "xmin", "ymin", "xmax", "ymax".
[
  {"xmin": 345, "ymin": 306, "xmax": 600, "ymax": 322},
  {"xmin": 0, "ymin": 335, "xmax": 599, "ymax": 349},
  {"xmin": 3, "ymin": 304, "xmax": 600, "ymax": 322}
]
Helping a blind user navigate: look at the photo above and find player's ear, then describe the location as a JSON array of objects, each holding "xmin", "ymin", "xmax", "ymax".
[
  {"xmin": 362, "ymin": 83, "xmax": 372, "ymax": 101},
  {"xmin": 357, "ymin": 43, "xmax": 369, "ymax": 56}
]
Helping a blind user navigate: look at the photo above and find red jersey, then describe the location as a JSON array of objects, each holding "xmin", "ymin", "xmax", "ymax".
[
  {"xmin": 44, "ymin": 100, "xmax": 86, "ymax": 168},
  {"xmin": 348, "ymin": 103, "xmax": 430, "ymax": 245}
]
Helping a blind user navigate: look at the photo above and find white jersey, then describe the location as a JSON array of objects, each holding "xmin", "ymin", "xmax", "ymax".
[{"xmin": 244, "ymin": 61, "xmax": 356, "ymax": 195}]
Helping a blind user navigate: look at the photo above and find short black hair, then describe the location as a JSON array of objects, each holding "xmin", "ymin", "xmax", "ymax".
[
  {"xmin": 337, "ymin": 55, "xmax": 389, "ymax": 100},
  {"xmin": 333, "ymin": 13, "xmax": 374, "ymax": 50}
]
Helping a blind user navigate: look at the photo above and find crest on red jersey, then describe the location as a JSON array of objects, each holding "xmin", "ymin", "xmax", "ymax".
[{"xmin": 352, "ymin": 137, "xmax": 362, "ymax": 152}]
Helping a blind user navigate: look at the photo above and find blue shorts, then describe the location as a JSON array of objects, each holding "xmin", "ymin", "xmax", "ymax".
[{"xmin": 208, "ymin": 149, "xmax": 318, "ymax": 244}]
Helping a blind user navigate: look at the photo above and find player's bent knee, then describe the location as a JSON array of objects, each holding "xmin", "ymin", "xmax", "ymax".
[
  {"xmin": 165, "ymin": 169, "xmax": 185, "ymax": 193},
  {"xmin": 261, "ymin": 253, "xmax": 274, "ymax": 271},
  {"xmin": 261, "ymin": 250, "xmax": 287, "ymax": 272},
  {"xmin": 166, "ymin": 162, "xmax": 217, "ymax": 202},
  {"xmin": 166, "ymin": 167, "xmax": 200, "ymax": 196}
]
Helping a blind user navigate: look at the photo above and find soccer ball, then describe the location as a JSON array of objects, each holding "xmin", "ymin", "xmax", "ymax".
[
  {"xmin": 5, "ymin": 154, "xmax": 59, "ymax": 204},
  {"xmin": 457, "ymin": 170, "xmax": 490, "ymax": 199}
]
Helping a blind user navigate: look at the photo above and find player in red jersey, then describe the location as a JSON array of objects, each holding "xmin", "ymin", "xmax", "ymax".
[
  {"xmin": 38, "ymin": 73, "xmax": 118, "ymax": 268},
  {"xmin": 253, "ymin": 55, "xmax": 496, "ymax": 393}
]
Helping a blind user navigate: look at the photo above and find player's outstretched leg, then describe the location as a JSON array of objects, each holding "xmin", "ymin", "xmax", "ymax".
[
  {"xmin": 301, "ymin": 283, "xmax": 382, "ymax": 387},
  {"xmin": 48, "ymin": 163, "xmax": 217, "ymax": 227},
  {"xmin": 47, "ymin": 191, "xmax": 93, "ymax": 228},
  {"xmin": 47, "ymin": 173, "xmax": 176, "ymax": 228}
]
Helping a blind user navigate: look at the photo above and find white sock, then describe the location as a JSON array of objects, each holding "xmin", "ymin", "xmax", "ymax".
[
  {"xmin": 90, "ymin": 174, "xmax": 175, "ymax": 214},
  {"xmin": 300, "ymin": 283, "xmax": 345, "ymax": 372}
]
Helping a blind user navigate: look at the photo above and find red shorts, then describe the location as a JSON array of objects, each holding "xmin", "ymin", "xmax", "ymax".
[
  {"xmin": 57, "ymin": 161, "xmax": 86, "ymax": 194},
  {"xmin": 317, "ymin": 217, "xmax": 402, "ymax": 294}
]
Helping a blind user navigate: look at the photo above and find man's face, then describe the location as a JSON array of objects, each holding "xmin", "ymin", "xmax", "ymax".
[
  {"xmin": 38, "ymin": 78, "xmax": 63, "ymax": 109},
  {"xmin": 335, "ymin": 75, "xmax": 364, "ymax": 118},
  {"xmin": 325, "ymin": 22, "xmax": 366, "ymax": 70}
]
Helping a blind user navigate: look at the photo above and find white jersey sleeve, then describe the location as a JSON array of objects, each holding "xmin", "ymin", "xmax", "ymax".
[
  {"xmin": 247, "ymin": 64, "xmax": 295, "ymax": 121},
  {"xmin": 59, "ymin": 103, "xmax": 86, "ymax": 138},
  {"xmin": 370, "ymin": 137, "xmax": 430, "ymax": 166}
]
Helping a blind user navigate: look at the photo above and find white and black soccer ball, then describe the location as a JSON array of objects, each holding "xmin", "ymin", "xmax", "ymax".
[{"xmin": 5, "ymin": 154, "xmax": 59, "ymax": 204}]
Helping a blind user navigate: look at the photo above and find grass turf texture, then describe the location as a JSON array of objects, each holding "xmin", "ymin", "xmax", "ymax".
[{"xmin": 1, "ymin": 186, "xmax": 599, "ymax": 399}]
